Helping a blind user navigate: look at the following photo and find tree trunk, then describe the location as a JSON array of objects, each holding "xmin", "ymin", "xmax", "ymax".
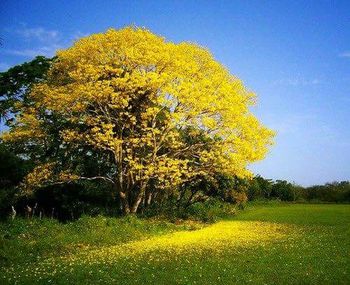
[
  {"xmin": 130, "ymin": 191, "xmax": 144, "ymax": 213},
  {"xmin": 119, "ymin": 191, "xmax": 130, "ymax": 214},
  {"xmin": 130, "ymin": 185, "xmax": 146, "ymax": 213},
  {"xmin": 146, "ymin": 191, "xmax": 152, "ymax": 206}
]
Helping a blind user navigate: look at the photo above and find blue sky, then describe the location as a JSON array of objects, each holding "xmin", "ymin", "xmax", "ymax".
[{"xmin": 1, "ymin": 0, "xmax": 349, "ymax": 186}]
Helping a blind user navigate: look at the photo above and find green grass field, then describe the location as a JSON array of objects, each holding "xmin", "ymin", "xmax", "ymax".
[{"xmin": 1, "ymin": 204, "xmax": 349, "ymax": 284}]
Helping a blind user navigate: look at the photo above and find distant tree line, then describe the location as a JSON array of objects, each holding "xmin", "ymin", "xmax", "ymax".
[
  {"xmin": 1, "ymin": 143, "xmax": 349, "ymax": 220},
  {"xmin": 247, "ymin": 176, "xmax": 350, "ymax": 203}
]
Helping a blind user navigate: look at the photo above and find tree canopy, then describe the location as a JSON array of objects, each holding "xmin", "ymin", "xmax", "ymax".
[
  {"xmin": 2, "ymin": 27, "xmax": 274, "ymax": 213},
  {"xmin": 0, "ymin": 56, "xmax": 53, "ymax": 122}
]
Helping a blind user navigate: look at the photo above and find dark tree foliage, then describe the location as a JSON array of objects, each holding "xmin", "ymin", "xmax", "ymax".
[
  {"xmin": 0, "ymin": 56, "xmax": 53, "ymax": 122},
  {"xmin": 0, "ymin": 57, "xmax": 118, "ymax": 220},
  {"xmin": 0, "ymin": 143, "xmax": 33, "ymax": 217},
  {"xmin": 246, "ymin": 176, "xmax": 350, "ymax": 203},
  {"xmin": 271, "ymin": 180, "xmax": 296, "ymax": 201},
  {"xmin": 0, "ymin": 57, "xmax": 53, "ymax": 218},
  {"xmin": 304, "ymin": 181, "xmax": 350, "ymax": 203},
  {"xmin": 247, "ymin": 175, "xmax": 273, "ymax": 199}
]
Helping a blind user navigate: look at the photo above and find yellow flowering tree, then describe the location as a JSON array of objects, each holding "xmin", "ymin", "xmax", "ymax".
[{"xmin": 2, "ymin": 27, "xmax": 274, "ymax": 213}]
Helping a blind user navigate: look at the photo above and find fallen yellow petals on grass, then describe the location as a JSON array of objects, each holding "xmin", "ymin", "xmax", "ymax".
[{"xmin": 3, "ymin": 221, "xmax": 294, "ymax": 281}]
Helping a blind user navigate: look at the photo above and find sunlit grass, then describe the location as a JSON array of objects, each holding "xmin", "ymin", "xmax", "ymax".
[{"xmin": 1, "ymin": 204, "xmax": 349, "ymax": 284}]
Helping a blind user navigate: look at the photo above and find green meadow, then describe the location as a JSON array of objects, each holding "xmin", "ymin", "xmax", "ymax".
[{"xmin": 1, "ymin": 204, "xmax": 349, "ymax": 284}]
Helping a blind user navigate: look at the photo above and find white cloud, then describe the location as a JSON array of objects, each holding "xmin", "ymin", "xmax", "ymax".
[
  {"xmin": 339, "ymin": 51, "xmax": 350, "ymax": 58},
  {"xmin": 14, "ymin": 26, "xmax": 60, "ymax": 43},
  {"xmin": 3, "ymin": 25, "xmax": 65, "ymax": 58},
  {"xmin": 72, "ymin": 31, "xmax": 90, "ymax": 41},
  {"xmin": 0, "ymin": 62, "xmax": 10, "ymax": 71},
  {"xmin": 342, "ymin": 96, "xmax": 350, "ymax": 103},
  {"xmin": 2, "ymin": 25, "xmax": 91, "ymax": 59},
  {"xmin": 5, "ymin": 43, "xmax": 64, "ymax": 58},
  {"xmin": 267, "ymin": 113, "xmax": 347, "ymax": 149},
  {"xmin": 272, "ymin": 78, "xmax": 320, "ymax": 86},
  {"xmin": 268, "ymin": 113, "xmax": 318, "ymax": 135}
]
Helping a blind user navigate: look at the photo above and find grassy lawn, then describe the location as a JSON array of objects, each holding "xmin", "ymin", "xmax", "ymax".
[{"xmin": 1, "ymin": 204, "xmax": 349, "ymax": 284}]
